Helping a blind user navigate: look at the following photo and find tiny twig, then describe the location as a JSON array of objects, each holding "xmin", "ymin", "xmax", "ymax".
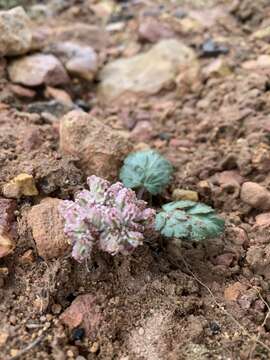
[
  {"xmin": 248, "ymin": 287, "xmax": 270, "ymax": 359},
  {"xmin": 8, "ymin": 333, "xmax": 45, "ymax": 360},
  {"xmin": 180, "ymin": 255, "xmax": 270, "ymax": 354}
]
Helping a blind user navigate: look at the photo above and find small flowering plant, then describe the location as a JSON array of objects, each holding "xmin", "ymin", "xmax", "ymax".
[{"xmin": 60, "ymin": 176, "xmax": 156, "ymax": 263}]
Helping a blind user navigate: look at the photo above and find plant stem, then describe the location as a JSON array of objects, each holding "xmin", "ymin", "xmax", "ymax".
[{"xmin": 137, "ymin": 187, "xmax": 145, "ymax": 199}]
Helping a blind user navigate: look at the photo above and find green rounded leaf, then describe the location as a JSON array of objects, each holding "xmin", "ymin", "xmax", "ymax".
[{"xmin": 120, "ymin": 150, "xmax": 173, "ymax": 195}]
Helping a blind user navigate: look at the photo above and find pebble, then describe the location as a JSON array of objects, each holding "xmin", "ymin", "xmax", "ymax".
[
  {"xmin": 89, "ymin": 341, "xmax": 99, "ymax": 353},
  {"xmin": 130, "ymin": 121, "xmax": 154, "ymax": 142},
  {"xmin": 28, "ymin": 198, "xmax": 71, "ymax": 260},
  {"xmin": 138, "ymin": 18, "xmax": 173, "ymax": 43},
  {"xmin": 2, "ymin": 173, "xmax": 38, "ymax": 198},
  {"xmin": 0, "ymin": 198, "xmax": 16, "ymax": 258},
  {"xmin": 8, "ymin": 54, "xmax": 69, "ymax": 87},
  {"xmin": 240, "ymin": 182, "xmax": 270, "ymax": 210},
  {"xmin": 0, "ymin": 7, "xmax": 32, "ymax": 56},
  {"xmin": 200, "ymin": 38, "xmax": 229, "ymax": 58},
  {"xmin": 0, "ymin": 330, "xmax": 8, "ymax": 345},
  {"xmin": 224, "ymin": 282, "xmax": 247, "ymax": 302},
  {"xmin": 172, "ymin": 189, "xmax": 199, "ymax": 202},
  {"xmin": 202, "ymin": 58, "xmax": 232, "ymax": 78},
  {"xmin": 60, "ymin": 294, "xmax": 102, "ymax": 337},
  {"xmin": 138, "ymin": 327, "xmax": 145, "ymax": 335},
  {"xmin": 48, "ymin": 41, "xmax": 98, "ymax": 81},
  {"xmin": 51, "ymin": 303, "xmax": 62, "ymax": 315}
]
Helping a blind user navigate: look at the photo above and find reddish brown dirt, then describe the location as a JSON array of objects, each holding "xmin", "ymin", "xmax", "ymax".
[{"xmin": 2, "ymin": 0, "xmax": 270, "ymax": 359}]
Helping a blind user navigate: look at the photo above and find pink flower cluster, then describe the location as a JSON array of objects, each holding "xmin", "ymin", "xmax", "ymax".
[{"xmin": 59, "ymin": 176, "xmax": 156, "ymax": 262}]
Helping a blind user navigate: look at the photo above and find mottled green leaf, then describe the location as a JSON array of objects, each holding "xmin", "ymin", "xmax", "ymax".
[
  {"xmin": 120, "ymin": 150, "xmax": 173, "ymax": 195},
  {"xmin": 155, "ymin": 201, "xmax": 225, "ymax": 241}
]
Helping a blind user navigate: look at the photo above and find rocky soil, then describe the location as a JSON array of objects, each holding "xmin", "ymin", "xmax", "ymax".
[{"xmin": 2, "ymin": 0, "xmax": 270, "ymax": 359}]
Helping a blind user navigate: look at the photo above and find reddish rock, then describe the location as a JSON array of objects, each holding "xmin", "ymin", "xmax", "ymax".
[
  {"xmin": 130, "ymin": 121, "xmax": 153, "ymax": 142},
  {"xmin": 45, "ymin": 86, "xmax": 73, "ymax": 106},
  {"xmin": 8, "ymin": 54, "xmax": 69, "ymax": 87},
  {"xmin": 240, "ymin": 182, "xmax": 270, "ymax": 210},
  {"xmin": 9, "ymin": 84, "xmax": 36, "ymax": 99},
  {"xmin": 224, "ymin": 282, "xmax": 247, "ymax": 302},
  {"xmin": 138, "ymin": 18, "xmax": 174, "ymax": 43},
  {"xmin": 60, "ymin": 110, "xmax": 132, "ymax": 180},
  {"xmin": 60, "ymin": 294, "xmax": 102, "ymax": 337},
  {"xmin": 214, "ymin": 253, "xmax": 234, "ymax": 267},
  {"xmin": 0, "ymin": 198, "xmax": 16, "ymax": 258},
  {"xmin": 28, "ymin": 198, "xmax": 70, "ymax": 260},
  {"xmin": 230, "ymin": 227, "xmax": 248, "ymax": 246},
  {"xmin": 255, "ymin": 212, "xmax": 270, "ymax": 227}
]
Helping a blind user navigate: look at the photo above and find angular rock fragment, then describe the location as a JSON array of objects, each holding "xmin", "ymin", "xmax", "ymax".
[{"xmin": 60, "ymin": 110, "xmax": 132, "ymax": 180}]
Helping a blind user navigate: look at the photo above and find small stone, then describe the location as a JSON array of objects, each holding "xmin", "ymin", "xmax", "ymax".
[
  {"xmin": 224, "ymin": 282, "xmax": 247, "ymax": 302},
  {"xmin": 71, "ymin": 327, "xmax": 85, "ymax": 341},
  {"xmin": 130, "ymin": 121, "xmax": 153, "ymax": 142},
  {"xmin": 90, "ymin": 342, "xmax": 99, "ymax": 353},
  {"xmin": 60, "ymin": 110, "xmax": 132, "ymax": 180},
  {"xmin": 201, "ymin": 38, "xmax": 229, "ymax": 58},
  {"xmin": 214, "ymin": 253, "xmax": 234, "ymax": 267},
  {"xmin": 10, "ymin": 349, "xmax": 19, "ymax": 357},
  {"xmin": 0, "ymin": 198, "xmax": 16, "ymax": 258},
  {"xmin": 51, "ymin": 303, "xmax": 62, "ymax": 315},
  {"xmin": 2, "ymin": 173, "xmax": 38, "ymax": 199},
  {"xmin": 0, "ymin": 7, "xmax": 32, "ymax": 56},
  {"xmin": 98, "ymin": 39, "xmax": 197, "ymax": 101},
  {"xmin": 9, "ymin": 84, "xmax": 36, "ymax": 99},
  {"xmin": 242, "ymin": 55, "xmax": 270, "ymax": 70},
  {"xmin": 60, "ymin": 294, "xmax": 102, "ymax": 337},
  {"xmin": 252, "ymin": 26, "xmax": 270, "ymax": 40},
  {"xmin": 19, "ymin": 249, "xmax": 35, "ymax": 264},
  {"xmin": 255, "ymin": 213, "xmax": 270, "ymax": 227},
  {"xmin": 202, "ymin": 58, "xmax": 231, "ymax": 78},
  {"xmin": 172, "ymin": 189, "xmax": 199, "ymax": 202},
  {"xmin": 138, "ymin": 327, "xmax": 144, "ymax": 335},
  {"xmin": 8, "ymin": 54, "xmax": 69, "ymax": 87},
  {"xmin": 28, "ymin": 198, "xmax": 71, "ymax": 260},
  {"xmin": 45, "ymin": 86, "xmax": 73, "ymax": 106},
  {"xmin": 0, "ymin": 330, "xmax": 8, "ymax": 345},
  {"xmin": 240, "ymin": 182, "xmax": 270, "ymax": 210},
  {"xmin": 138, "ymin": 18, "xmax": 173, "ymax": 43},
  {"xmin": 48, "ymin": 41, "xmax": 98, "ymax": 81}
]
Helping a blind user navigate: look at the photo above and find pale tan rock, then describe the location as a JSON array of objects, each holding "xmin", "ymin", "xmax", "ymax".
[
  {"xmin": 172, "ymin": 189, "xmax": 199, "ymax": 202},
  {"xmin": 60, "ymin": 110, "xmax": 132, "ymax": 180},
  {"xmin": 224, "ymin": 282, "xmax": 247, "ymax": 302},
  {"xmin": 45, "ymin": 86, "xmax": 73, "ymax": 106},
  {"xmin": 98, "ymin": 39, "xmax": 197, "ymax": 101},
  {"xmin": 28, "ymin": 198, "xmax": 70, "ymax": 260},
  {"xmin": 60, "ymin": 294, "xmax": 102, "ymax": 337},
  {"xmin": 240, "ymin": 182, "xmax": 270, "ymax": 210},
  {"xmin": 0, "ymin": 198, "xmax": 16, "ymax": 258},
  {"xmin": 203, "ymin": 58, "xmax": 232, "ymax": 78},
  {"xmin": 0, "ymin": 7, "xmax": 32, "ymax": 56},
  {"xmin": 8, "ymin": 54, "xmax": 69, "ymax": 87},
  {"xmin": 2, "ymin": 173, "xmax": 38, "ymax": 199},
  {"xmin": 252, "ymin": 26, "xmax": 270, "ymax": 40}
]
